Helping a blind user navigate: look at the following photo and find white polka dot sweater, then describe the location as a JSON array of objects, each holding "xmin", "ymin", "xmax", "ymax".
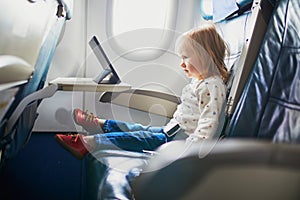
[{"xmin": 167, "ymin": 76, "xmax": 226, "ymax": 142}]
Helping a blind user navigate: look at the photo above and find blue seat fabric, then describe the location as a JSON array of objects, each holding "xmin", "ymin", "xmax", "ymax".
[{"xmin": 226, "ymin": 0, "xmax": 300, "ymax": 143}]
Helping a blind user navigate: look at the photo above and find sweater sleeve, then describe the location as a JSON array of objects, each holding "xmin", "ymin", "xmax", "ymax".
[{"xmin": 186, "ymin": 82, "xmax": 225, "ymax": 142}]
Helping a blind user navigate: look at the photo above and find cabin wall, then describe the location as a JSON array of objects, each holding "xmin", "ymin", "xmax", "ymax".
[{"xmin": 33, "ymin": 0, "xmax": 200, "ymax": 132}]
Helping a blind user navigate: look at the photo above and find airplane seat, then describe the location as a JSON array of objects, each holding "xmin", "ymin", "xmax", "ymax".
[
  {"xmin": 132, "ymin": 139, "xmax": 300, "ymax": 200},
  {"xmin": 131, "ymin": 0, "xmax": 300, "ymax": 198},
  {"xmin": 84, "ymin": 2, "xmax": 259, "ymax": 200},
  {"xmin": 226, "ymin": 0, "xmax": 300, "ymax": 143},
  {"xmin": 0, "ymin": 0, "xmax": 72, "ymax": 168}
]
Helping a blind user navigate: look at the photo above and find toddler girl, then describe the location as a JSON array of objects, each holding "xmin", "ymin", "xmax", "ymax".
[{"xmin": 55, "ymin": 22, "xmax": 229, "ymax": 159}]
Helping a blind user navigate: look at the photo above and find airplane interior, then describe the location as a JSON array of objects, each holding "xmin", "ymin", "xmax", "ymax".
[{"xmin": 0, "ymin": 0, "xmax": 299, "ymax": 200}]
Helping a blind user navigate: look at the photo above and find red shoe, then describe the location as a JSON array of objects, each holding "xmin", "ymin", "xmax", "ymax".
[
  {"xmin": 55, "ymin": 133, "xmax": 92, "ymax": 159},
  {"xmin": 73, "ymin": 109, "xmax": 101, "ymax": 133}
]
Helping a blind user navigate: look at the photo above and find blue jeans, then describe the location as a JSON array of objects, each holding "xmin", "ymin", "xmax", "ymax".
[{"xmin": 94, "ymin": 120, "xmax": 173, "ymax": 152}]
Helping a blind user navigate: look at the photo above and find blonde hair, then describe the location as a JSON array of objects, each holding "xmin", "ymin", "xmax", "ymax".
[{"xmin": 176, "ymin": 22, "xmax": 229, "ymax": 83}]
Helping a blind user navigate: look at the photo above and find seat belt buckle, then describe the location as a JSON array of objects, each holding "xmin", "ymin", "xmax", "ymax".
[{"xmin": 163, "ymin": 123, "xmax": 180, "ymax": 137}]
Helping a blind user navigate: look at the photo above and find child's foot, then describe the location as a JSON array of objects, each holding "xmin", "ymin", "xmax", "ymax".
[
  {"xmin": 55, "ymin": 133, "xmax": 93, "ymax": 159},
  {"xmin": 73, "ymin": 109, "xmax": 102, "ymax": 133}
]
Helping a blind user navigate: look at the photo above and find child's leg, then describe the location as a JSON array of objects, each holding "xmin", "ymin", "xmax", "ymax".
[
  {"xmin": 55, "ymin": 123, "xmax": 171, "ymax": 159},
  {"xmin": 94, "ymin": 130, "xmax": 169, "ymax": 152},
  {"xmin": 73, "ymin": 109, "xmax": 161, "ymax": 134},
  {"xmin": 80, "ymin": 120, "xmax": 168, "ymax": 152},
  {"xmin": 103, "ymin": 119, "xmax": 162, "ymax": 133}
]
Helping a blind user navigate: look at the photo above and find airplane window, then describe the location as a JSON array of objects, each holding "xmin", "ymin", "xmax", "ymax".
[
  {"xmin": 111, "ymin": 0, "xmax": 168, "ymax": 36},
  {"xmin": 200, "ymin": 0, "xmax": 213, "ymax": 20},
  {"xmin": 107, "ymin": 0, "xmax": 178, "ymax": 61}
]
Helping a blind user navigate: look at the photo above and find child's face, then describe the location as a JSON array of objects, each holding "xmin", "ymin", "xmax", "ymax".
[{"xmin": 179, "ymin": 47, "xmax": 204, "ymax": 80}]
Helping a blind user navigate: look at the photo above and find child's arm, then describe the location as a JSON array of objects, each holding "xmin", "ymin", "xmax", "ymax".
[{"xmin": 187, "ymin": 82, "xmax": 226, "ymax": 142}]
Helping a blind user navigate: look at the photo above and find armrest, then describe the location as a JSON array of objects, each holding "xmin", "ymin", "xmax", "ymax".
[
  {"xmin": 4, "ymin": 84, "xmax": 58, "ymax": 136},
  {"xmin": 99, "ymin": 89, "xmax": 180, "ymax": 118}
]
